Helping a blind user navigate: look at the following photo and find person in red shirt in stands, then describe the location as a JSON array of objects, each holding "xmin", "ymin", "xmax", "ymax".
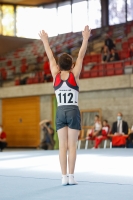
[
  {"xmin": 43, "ymin": 56, "xmax": 52, "ymax": 82},
  {"xmin": 0, "ymin": 125, "xmax": 7, "ymax": 152},
  {"xmin": 94, "ymin": 120, "xmax": 110, "ymax": 148}
]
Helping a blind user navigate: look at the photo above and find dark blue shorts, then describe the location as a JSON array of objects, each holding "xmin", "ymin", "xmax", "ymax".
[{"xmin": 56, "ymin": 105, "xmax": 81, "ymax": 131}]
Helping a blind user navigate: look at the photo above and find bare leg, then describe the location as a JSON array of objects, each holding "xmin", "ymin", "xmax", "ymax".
[
  {"xmin": 68, "ymin": 128, "xmax": 79, "ymax": 174},
  {"xmin": 57, "ymin": 127, "xmax": 68, "ymax": 175},
  {"xmin": 92, "ymin": 130, "xmax": 100, "ymax": 137}
]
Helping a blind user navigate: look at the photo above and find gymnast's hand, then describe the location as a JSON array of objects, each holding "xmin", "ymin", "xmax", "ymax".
[
  {"xmin": 82, "ymin": 25, "xmax": 91, "ymax": 41},
  {"xmin": 39, "ymin": 30, "xmax": 48, "ymax": 43}
]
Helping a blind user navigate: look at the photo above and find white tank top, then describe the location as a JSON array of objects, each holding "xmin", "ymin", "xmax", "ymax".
[
  {"xmin": 54, "ymin": 72, "xmax": 79, "ymax": 106},
  {"xmin": 95, "ymin": 122, "xmax": 101, "ymax": 131}
]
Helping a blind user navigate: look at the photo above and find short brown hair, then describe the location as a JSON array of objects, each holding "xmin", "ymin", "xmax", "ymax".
[
  {"xmin": 103, "ymin": 120, "xmax": 108, "ymax": 123},
  {"xmin": 118, "ymin": 112, "xmax": 123, "ymax": 117},
  {"xmin": 58, "ymin": 53, "xmax": 73, "ymax": 71}
]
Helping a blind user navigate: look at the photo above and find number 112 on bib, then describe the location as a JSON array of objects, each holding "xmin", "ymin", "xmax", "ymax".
[{"xmin": 56, "ymin": 91, "xmax": 76, "ymax": 105}]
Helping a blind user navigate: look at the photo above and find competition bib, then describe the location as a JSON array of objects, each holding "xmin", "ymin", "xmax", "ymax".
[{"xmin": 56, "ymin": 90, "xmax": 76, "ymax": 105}]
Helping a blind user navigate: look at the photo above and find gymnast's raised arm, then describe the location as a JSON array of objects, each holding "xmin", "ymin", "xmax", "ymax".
[
  {"xmin": 72, "ymin": 26, "xmax": 91, "ymax": 78},
  {"xmin": 39, "ymin": 30, "xmax": 59, "ymax": 78}
]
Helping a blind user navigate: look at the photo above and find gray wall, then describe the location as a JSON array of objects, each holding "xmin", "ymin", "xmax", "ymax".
[
  {"xmin": 0, "ymin": 75, "xmax": 132, "ymax": 99},
  {"xmin": 79, "ymin": 88, "xmax": 133, "ymax": 128},
  {"xmin": 40, "ymin": 95, "xmax": 52, "ymax": 139},
  {"xmin": 0, "ymin": 75, "xmax": 133, "ymax": 130}
]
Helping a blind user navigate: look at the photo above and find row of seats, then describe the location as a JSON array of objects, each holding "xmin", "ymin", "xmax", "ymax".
[
  {"xmin": 81, "ymin": 60, "xmax": 133, "ymax": 78},
  {"xmin": 15, "ymin": 71, "xmax": 53, "ymax": 86},
  {"xmin": 14, "ymin": 59, "xmax": 133, "ymax": 86},
  {"xmin": 0, "ymin": 32, "xmax": 82, "ymax": 81},
  {"xmin": 15, "ymin": 76, "xmax": 44, "ymax": 85},
  {"xmin": 0, "ymin": 32, "xmax": 81, "ymax": 62},
  {"xmin": 108, "ymin": 21, "xmax": 133, "ymax": 37},
  {"xmin": 83, "ymin": 49, "xmax": 132, "ymax": 65},
  {"xmin": 0, "ymin": 21, "xmax": 133, "ymax": 84},
  {"xmin": 0, "ymin": 64, "xmax": 29, "ymax": 80},
  {"xmin": 1, "ymin": 21, "xmax": 133, "ymax": 65}
]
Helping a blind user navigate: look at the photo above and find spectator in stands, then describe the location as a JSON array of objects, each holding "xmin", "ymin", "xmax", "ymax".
[
  {"xmin": 128, "ymin": 43, "xmax": 133, "ymax": 59},
  {"xmin": 43, "ymin": 56, "xmax": 52, "ymax": 82},
  {"xmin": 86, "ymin": 115, "xmax": 102, "ymax": 139},
  {"xmin": 101, "ymin": 45, "xmax": 110, "ymax": 63},
  {"xmin": 111, "ymin": 112, "xmax": 128, "ymax": 148},
  {"xmin": 102, "ymin": 120, "xmax": 110, "ymax": 134},
  {"xmin": 0, "ymin": 125, "xmax": 7, "ymax": 152},
  {"xmin": 39, "ymin": 120, "xmax": 55, "ymax": 150},
  {"xmin": 94, "ymin": 120, "xmax": 110, "ymax": 149},
  {"xmin": 108, "ymin": 48, "xmax": 120, "ymax": 62},
  {"xmin": 20, "ymin": 76, "xmax": 28, "ymax": 85},
  {"xmin": 104, "ymin": 34, "xmax": 115, "ymax": 51}
]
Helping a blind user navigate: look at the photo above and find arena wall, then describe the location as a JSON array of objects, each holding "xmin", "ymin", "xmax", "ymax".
[
  {"xmin": 40, "ymin": 95, "xmax": 52, "ymax": 139},
  {"xmin": 79, "ymin": 88, "xmax": 133, "ymax": 127},
  {"xmin": 0, "ymin": 74, "xmax": 133, "ymax": 129}
]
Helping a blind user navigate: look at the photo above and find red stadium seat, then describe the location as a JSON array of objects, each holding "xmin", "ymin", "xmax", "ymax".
[
  {"xmin": 97, "ymin": 54, "xmax": 101, "ymax": 63},
  {"xmin": 81, "ymin": 72, "xmax": 90, "ymax": 78},
  {"xmin": 115, "ymin": 38, "xmax": 122, "ymax": 43},
  {"xmin": 37, "ymin": 56, "xmax": 43, "ymax": 63},
  {"xmin": 36, "ymin": 71, "xmax": 44, "ymax": 82},
  {"xmin": 122, "ymin": 42, "xmax": 129, "ymax": 50},
  {"xmin": 128, "ymin": 37, "xmax": 133, "ymax": 44},
  {"xmin": 0, "ymin": 57, "xmax": 6, "ymax": 61},
  {"xmin": 92, "ymin": 66, "xmax": 98, "ymax": 70},
  {"xmin": 67, "ymin": 39, "xmax": 74, "ymax": 48},
  {"xmin": 114, "ymin": 62, "xmax": 123, "ymax": 75},
  {"xmin": 124, "ymin": 60, "xmax": 131, "ymax": 66},
  {"xmin": 39, "ymin": 77, "xmax": 44, "ymax": 83},
  {"xmin": 106, "ymin": 63, "xmax": 115, "ymax": 76},
  {"xmin": 115, "ymin": 68, "xmax": 124, "ymax": 75},
  {"xmin": 27, "ymin": 78, "xmax": 33, "ymax": 84},
  {"xmin": 90, "ymin": 71, "xmax": 98, "ymax": 78},
  {"xmin": 56, "ymin": 45, "xmax": 62, "ymax": 52},
  {"xmin": 7, "ymin": 60, "xmax": 12, "ymax": 67},
  {"xmin": 90, "ymin": 66, "xmax": 99, "ymax": 77},
  {"xmin": 131, "ymin": 60, "xmax": 133, "ymax": 65},
  {"xmin": 119, "ymin": 51, "xmax": 128, "ymax": 60},
  {"xmin": 83, "ymin": 55, "xmax": 91, "ymax": 64},
  {"xmin": 39, "ymin": 71, "xmax": 44, "ymax": 77},
  {"xmin": 91, "ymin": 55, "xmax": 98, "ymax": 63},
  {"xmin": 98, "ymin": 64, "xmax": 105, "ymax": 77},
  {"xmin": 114, "ymin": 62, "xmax": 123, "ymax": 68},
  {"xmin": 15, "ymin": 79, "xmax": 20, "ymax": 86},
  {"xmin": 1, "ymin": 69, "xmax": 7, "ymax": 80},
  {"xmin": 33, "ymin": 77, "xmax": 39, "ymax": 84},
  {"xmin": 99, "ymin": 64, "xmax": 103, "ymax": 70},
  {"xmin": 21, "ymin": 58, "xmax": 27, "ymax": 65},
  {"xmin": 21, "ymin": 65, "xmax": 27, "ymax": 73}
]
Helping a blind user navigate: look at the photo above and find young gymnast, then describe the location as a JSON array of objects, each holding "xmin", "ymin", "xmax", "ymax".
[{"xmin": 39, "ymin": 26, "xmax": 91, "ymax": 185}]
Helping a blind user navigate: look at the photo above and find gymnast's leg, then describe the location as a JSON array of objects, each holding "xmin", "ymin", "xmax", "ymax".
[
  {"xmin": 68, "ymin": 128, "xmax": 79, "ymax": 184},
  {"xmin": 57, "ymin": 127, "xmax": 68, "ymax": 185}
]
